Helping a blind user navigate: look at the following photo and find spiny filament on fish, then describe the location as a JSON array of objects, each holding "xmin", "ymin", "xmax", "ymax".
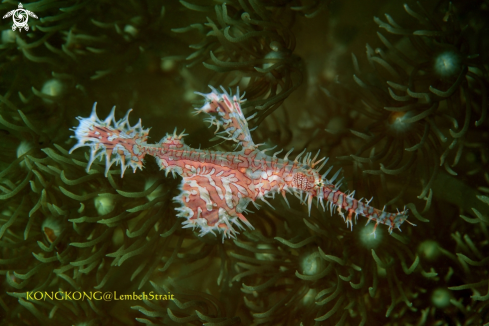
[{"xmin": 70, "ymin": 85, "xmax": 412, "ymax": 242}]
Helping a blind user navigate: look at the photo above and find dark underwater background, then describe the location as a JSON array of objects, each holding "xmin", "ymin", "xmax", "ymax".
[{"xmin": 0, "ymin": 0, "xmax": 488, "ymax": 325}]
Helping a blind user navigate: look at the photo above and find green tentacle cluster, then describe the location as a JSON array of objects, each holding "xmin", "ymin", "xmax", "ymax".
[{"xmin": 174, "ymin": 0, "xmax": 307, "ymax": 127}]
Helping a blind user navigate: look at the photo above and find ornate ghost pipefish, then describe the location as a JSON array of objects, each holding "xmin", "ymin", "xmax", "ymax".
[{"xmin": 70, "ymin": 86, "xmax": 412, "ymax": 242}]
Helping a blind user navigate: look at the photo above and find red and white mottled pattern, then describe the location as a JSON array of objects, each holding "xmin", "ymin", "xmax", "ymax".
[{"xmin": 70, "ymin": 86, "xmax": 411, "ymax": 241}]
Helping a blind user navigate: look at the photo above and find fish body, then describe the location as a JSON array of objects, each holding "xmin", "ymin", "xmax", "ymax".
[{"xmin": 70, "ymin": 86, "xmax": 410, "ymax": 241}]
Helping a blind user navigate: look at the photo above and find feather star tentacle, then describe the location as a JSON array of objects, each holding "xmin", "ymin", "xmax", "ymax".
[{"xmin": 69, "ymin": 85, "xmax": 412, "ymax": 242}]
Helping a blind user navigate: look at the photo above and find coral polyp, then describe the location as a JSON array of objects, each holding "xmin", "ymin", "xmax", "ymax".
[
  {"xmin": 387, "ymin": 111, "xmax": 414, "ymax": 133},
  {"xmin": 173, "ymin": 0, "xmax": 304, "ymax": 126},
  {"xmin": 321, "ymin": 1, "xmax": 488, "ymax": 223},
  {"xmin": 433, "ymin": 50, "xmax": 463, "ymax": 79}
]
